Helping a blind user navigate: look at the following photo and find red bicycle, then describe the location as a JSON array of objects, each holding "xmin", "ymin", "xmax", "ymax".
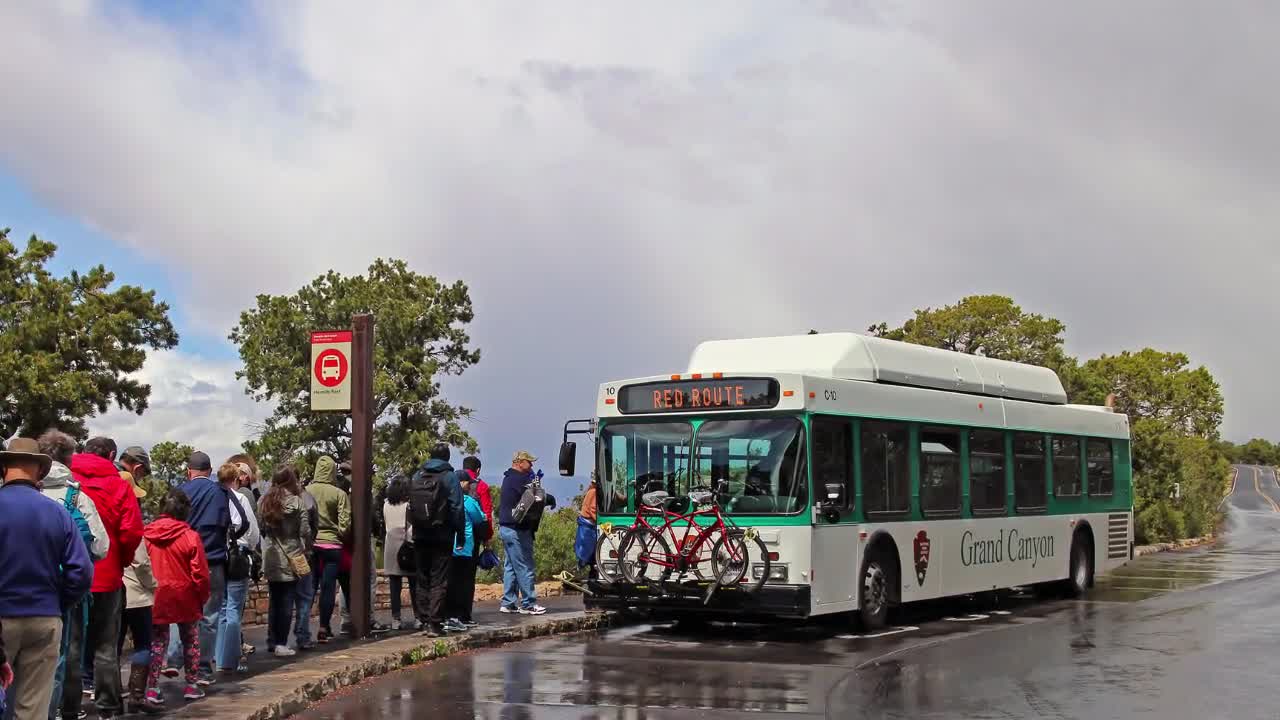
[{"xmin": 617, "ymin": 485, "xmax": 770, "ymax": 593}]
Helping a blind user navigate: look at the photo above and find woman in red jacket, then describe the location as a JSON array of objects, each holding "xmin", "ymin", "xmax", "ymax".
[{"xmin": 143, "ymin": 490, "xmax": 211, "ymax": 708}]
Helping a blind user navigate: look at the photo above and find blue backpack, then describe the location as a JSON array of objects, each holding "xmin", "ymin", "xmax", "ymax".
[{"xmin": 64, "ymin": 485, "xmax": 96, "ymax": 556}]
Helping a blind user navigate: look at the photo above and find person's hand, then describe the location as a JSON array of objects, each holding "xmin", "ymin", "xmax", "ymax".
[{"xmin": 1, "ymin": 661, "xmax": 14, "ymax": 689}]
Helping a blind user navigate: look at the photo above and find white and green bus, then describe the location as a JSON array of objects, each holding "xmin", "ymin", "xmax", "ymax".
[{"xmin": 560, "ymin": 333, "xmax": 1133, "ymax": 628}]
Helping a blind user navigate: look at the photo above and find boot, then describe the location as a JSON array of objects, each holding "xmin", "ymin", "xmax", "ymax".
[{"xmin": 126, "ymin": 664, "xmax": 148, "ymax": 713}]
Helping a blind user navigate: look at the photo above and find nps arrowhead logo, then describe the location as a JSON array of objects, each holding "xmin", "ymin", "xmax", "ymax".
[{"xmin": 913, "ymin": 530, "xmax": 931, "ymax": 586}]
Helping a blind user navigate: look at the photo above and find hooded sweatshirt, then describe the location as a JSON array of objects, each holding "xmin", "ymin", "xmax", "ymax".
[
  {"xmin": 72, "ymin": 453, "xmax": 144, "ymax": 593},
  {"xmin": 309, "ymin": 457, "xmax": 351, "ymax": 547},
  {"xmin": 41, "ymin": 460, "xmax": 110, "ymax": 561},
  {"xmin": 144, "ymin": 517, "xmax": 210, "ymax": 624}
]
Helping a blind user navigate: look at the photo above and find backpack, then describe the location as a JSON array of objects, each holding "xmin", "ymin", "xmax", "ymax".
[
  {"xmin": 63, "ymin": 485, "xmax": 96, "ymax": 556},
  {"xmin": 510, "ymin": 474, "xmax": 546, "ymax": 527},
  {"xmin": 408, "ymin": 467, "xmax": 451, "ymax": 533}
]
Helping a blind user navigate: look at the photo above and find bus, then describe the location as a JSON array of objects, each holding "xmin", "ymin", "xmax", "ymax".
[{"xmin": 559, "ymin": 333, "xmax": 1133, "ymax": 628}]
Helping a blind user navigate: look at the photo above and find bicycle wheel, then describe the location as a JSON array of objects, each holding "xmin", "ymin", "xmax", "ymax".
[
  {"xmin": 711, "ymin": 530, "xmax": 769, "ymax": 593},
  {"xmin": 620, "ymin": 526, "xmax": 674, "ymax": 585},
  {"xmin": 594, "ymin": 524, "xmax": 629, "ymax": 584}
]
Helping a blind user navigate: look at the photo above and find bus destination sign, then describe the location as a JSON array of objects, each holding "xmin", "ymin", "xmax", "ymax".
[{"xmin": 617, "ymin": 378, "xmax": 780, "ymax": 414}]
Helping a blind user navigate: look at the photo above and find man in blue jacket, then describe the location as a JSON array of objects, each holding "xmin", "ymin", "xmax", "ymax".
[
  {"xmin": 0, "ymin": 438, "xmax": 93, "ymax": 720},
  {"xmin": 168, "ymin": 451, "xmax": 245, "ymax": 685},
  {"xmin": 498, "ymin": 451, "xmax": 546, "ymax": 616}
]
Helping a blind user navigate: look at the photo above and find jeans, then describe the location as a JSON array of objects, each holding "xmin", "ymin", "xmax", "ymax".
[
  {"xmin": 216, "ymin": 578, "xmax": 249, "ymax": 671},
  {"xmin": 499, "ymin": 526, "xmax": 537, "ymax": 610},
  {"xmin": 446, "ymin": 553, "xmax": 478, "ymax": 622},
  {"xmin": 339, "ymin": 544, "xmax": 377, "ymax": 627},
  {"xmin": 388, "ymin": 575, "xmax": 417, "ymax": 621},
  {"xmin": 267, "ymin": 582, "xmax": 298, "ymax": 650},
  {"xmin": 315, "ymin": 548, "xmax": 349, "ymax": 633},
  {"xmin": 87, "ymin": 589, "xmax": 125, "ymax": 714},
  {"xmin": 293, "ymin": 570, "xmax": 316, "ymax": 646},
  {"xmin": 51, "ymin": 600, "xmax": 87, "ymax": 720},
  {"xmin": 167, "ymin": 563, "xmax": 225, "ymax": 675}
]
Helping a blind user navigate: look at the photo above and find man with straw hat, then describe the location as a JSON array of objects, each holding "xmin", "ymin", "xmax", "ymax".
[{"xmin": 0, "ymin": 438, "xmax": 94, "ymax": 720}]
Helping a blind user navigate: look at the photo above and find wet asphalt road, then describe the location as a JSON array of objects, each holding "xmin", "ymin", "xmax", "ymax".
[{"xmin": 300, "ymin": 465, "xmax": 1280, "ymax": 720}]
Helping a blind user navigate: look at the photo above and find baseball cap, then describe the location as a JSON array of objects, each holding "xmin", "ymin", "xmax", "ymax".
[
  {"xmin": 187, "ymin": 450, "xmax": 213, "ymax": 472},
  {"xmin": 121, "ymin": 446, "xmax": 151, "ymax": 473},
  {"xmin": 512, "ymin": 450, "xmax": 537, "ymax": 464}
]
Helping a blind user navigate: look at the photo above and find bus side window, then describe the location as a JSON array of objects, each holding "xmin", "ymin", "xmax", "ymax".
[
  {"xmin": 862, "ymin": 421, "xmax": 910, "ymax": 516},
  {"xmin": 920, "ymin": 427, "xmax": 961, "ymax": 517},
  {"xmin": 1014, "ymin": 433, "xmax": 1047, "ymax": 513},
  {"xmin": 1087, "ymin": 439, "xmax": 1114, "ymax": 496},
  {"xmin": 969, "ymin": 430, "xmax": 1007, "ymax": 515},
  {"xmin": 811, "ymin": 416, "xmax": 853, "ymax": 510}
]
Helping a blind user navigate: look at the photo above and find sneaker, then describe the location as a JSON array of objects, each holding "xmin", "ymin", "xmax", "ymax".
[
  {"xmin": 297, "ymin": 641, "xmax": 316, "ymax": 652},
  {"xmin": 317, "ymin": 628, "xmax": 332, "ymax": 644},
  {"xmin": 443, "ymin": 618, "xmax": 468, "ymax": 633},
  {"xmin": 161, "ymin": 667, "xmax": 180, "ymax": 679},
  {"xmin": 369, "ymin": 620, "xmax": 390, "ymax": 634},
  {"xmin": 340, "ymin": 621, "xmax": 353, "ymax": 636},
  {"xmin": 413, "ymin": 620, "xmax": 425, "ymax": 631},
  {"xmin": 237, "ymin": 663, "xmax": 249, "ymax": 673},
  {"xmin": 519, "ymin": 605, "xmax": 548, "ymax": 616},
  {"xmin": 242, "ymin": 643, "xmax": 256, "ymax": 656},
  {"xmin": 144, "ymin": 690, "xmax": 165, "ymax": 709},
  {"xmin": 421, "ymin": 624, "xmax": 444, "ymax": 638},
  {"xmin": 273, "ymin": 646, "xmax": 297, "ymax": 658},
  {"xmin": 462, "ymin": 619, "xmax": 480, "ymax": 628},
  {"xmin": 499, "ymin": 605, "xmax": 518, "ymax": 614},
  {"xmin": 82, "ymin": 681, "xmax": 95, "ymax": 697},
  {"xmin": 183, "ymin": 685, "xmax": 206, "ymax": 701},
  {"xmin": 195, "ymin": 673, "xmax": 215, "ymax": 687},
  {"xmin": 390, "ymin": 618, "xmax": 403, "ymax": 631},
  {"xmin": 76, "ymin": 711, "xmax": 89, "ymax": 719}
]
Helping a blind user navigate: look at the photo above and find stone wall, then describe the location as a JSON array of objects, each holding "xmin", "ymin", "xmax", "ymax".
[{"xmin": 241, "ymin": 572, "xmax": 569, "ymax": 626}]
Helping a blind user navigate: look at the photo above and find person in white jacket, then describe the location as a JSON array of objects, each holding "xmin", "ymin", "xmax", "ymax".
[
  {"xmin": 36, "ymin": 430, "xmax": 109, "ymax": 720},
  {"xmin": 217, "ymin": 464, "xmax": 260, "ymax": 674},
  {"xmin": 120, "ymin": 540, "xmax": 156, "ymax": 712}
]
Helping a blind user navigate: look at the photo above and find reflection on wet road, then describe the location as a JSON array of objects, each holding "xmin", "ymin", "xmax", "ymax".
[{"xmin": 300, "ymin": 465, "xmax": 1280, "ymax": 719}]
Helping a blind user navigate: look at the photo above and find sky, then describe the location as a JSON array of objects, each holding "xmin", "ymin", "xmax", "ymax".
[{"xmin": 3, "ymin": 1, "xmax": 1278, "ymax": 498}]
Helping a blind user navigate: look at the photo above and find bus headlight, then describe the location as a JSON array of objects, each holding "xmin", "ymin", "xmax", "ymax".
[{"xmin": 751, "ymin": 563, "xmax": 788, "ymax": 583}]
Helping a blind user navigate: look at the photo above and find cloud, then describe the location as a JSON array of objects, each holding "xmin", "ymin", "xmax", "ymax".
[
  {"xmin": 88, "ymin": 350, "xmax": 271, "ymax": 465},
  {"xmin": 2, "ymin": 0, "xmax": 1279, "ymax": 456}
]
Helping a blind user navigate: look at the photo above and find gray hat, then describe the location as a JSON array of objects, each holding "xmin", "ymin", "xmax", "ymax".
[
  {"xmin": 187, "ymin": 450, "xmax": 213, "ymax": 472},
  {"xmin": 121, "ymin": 446, "xmax": 151, "ymax": 473}
]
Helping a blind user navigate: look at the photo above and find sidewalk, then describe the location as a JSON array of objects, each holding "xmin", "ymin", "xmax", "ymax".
[{"xmin": 89, "ymin": 595, "xmax": 589, "ymax": 719}]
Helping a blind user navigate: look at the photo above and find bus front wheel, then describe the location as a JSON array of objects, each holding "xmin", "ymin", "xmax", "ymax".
[{"xmin": 858, "ymin": 555, "xmax": 892, "ymax": 631}]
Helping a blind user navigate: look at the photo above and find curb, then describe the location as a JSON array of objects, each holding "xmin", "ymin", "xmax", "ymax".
[
  {"xmin": 172, "ymin": 611, "xmax": 613, "ymax": 720},
  {"xmin": 1133, "ymin": 535, "xmax": 1215, "ymax": 557}
]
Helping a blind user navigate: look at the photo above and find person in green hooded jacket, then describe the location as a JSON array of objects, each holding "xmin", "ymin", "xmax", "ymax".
[{"xmin": 306, "ymin": 457, "xmax": 350, "ymax": 643}]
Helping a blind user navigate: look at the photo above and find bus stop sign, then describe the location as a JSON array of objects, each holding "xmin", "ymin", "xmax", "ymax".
[{"xmin": 310, "ymin": 330, "xmax": 352, "ymax": 411}]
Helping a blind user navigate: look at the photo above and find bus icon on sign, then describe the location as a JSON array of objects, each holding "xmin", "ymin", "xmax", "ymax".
[{"xmin": 321, "ymin": 355, "xmax": 341, "ymax": 380}]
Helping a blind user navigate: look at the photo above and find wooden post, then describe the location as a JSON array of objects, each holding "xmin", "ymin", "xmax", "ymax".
[{"xmin": 349, "ymin": 313, "xmax": 375, "ymax": 639}]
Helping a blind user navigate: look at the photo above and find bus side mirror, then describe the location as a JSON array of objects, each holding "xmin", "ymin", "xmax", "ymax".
[
  {"xmin": 824, "ymin": 483, "xmax": 845, "ymax": 505},
  {"xmin": 558, "ymin": 442, "xmax": 577, "ymax": 477}
]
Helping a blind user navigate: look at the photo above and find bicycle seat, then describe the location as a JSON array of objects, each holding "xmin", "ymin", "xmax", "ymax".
[
  {"xmin": 641, "ymin": 490, "xmax": 672, "ymax": 508},
  {"xmin": 688, "ymin": 490, "xmax": 714, "ymax": 506}
]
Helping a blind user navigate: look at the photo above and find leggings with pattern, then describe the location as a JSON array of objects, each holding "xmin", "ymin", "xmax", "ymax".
[{"xmin": 147, "ymin": 622, "xmax": 199, "ymax": 692}]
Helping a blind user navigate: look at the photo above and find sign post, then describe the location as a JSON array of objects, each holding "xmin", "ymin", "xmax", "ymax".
[{"xmin": 348, "ymin": 314, "xmax": 375, "ymax": 640}]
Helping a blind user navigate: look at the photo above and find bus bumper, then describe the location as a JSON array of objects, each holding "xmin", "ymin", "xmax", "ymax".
[{"xmin": 584, "ymin": 580, "xmax": 812, "ymax": 619}]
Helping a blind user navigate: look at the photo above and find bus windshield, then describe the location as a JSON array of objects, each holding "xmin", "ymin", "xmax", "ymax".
[
  {"xmin": 694, "ymin": 418, "xmax": 806, "ymax": 515},
  {"xmin": 599, "ymin": 417, "xmax": 807, "ymax": 516}
]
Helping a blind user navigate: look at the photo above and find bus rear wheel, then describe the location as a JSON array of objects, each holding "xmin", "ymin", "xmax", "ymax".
[
  {"xmin": 1062, "ymin": 534, "xmax": 1093, "ymax": 598},
  {"xmin": 858, "ymin": 555, "xmax": 892, "ymax": 631}
]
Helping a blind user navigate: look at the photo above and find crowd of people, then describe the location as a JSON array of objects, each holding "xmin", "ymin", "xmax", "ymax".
[{"xmin": 0, "ymin": 431, "xmax": 559, "ymax": 720}]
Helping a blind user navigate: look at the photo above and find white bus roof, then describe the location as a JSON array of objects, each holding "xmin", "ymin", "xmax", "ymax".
[{"xmin": 686, "ymin": 333, "xmax": 1069, "ymax": 405}]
